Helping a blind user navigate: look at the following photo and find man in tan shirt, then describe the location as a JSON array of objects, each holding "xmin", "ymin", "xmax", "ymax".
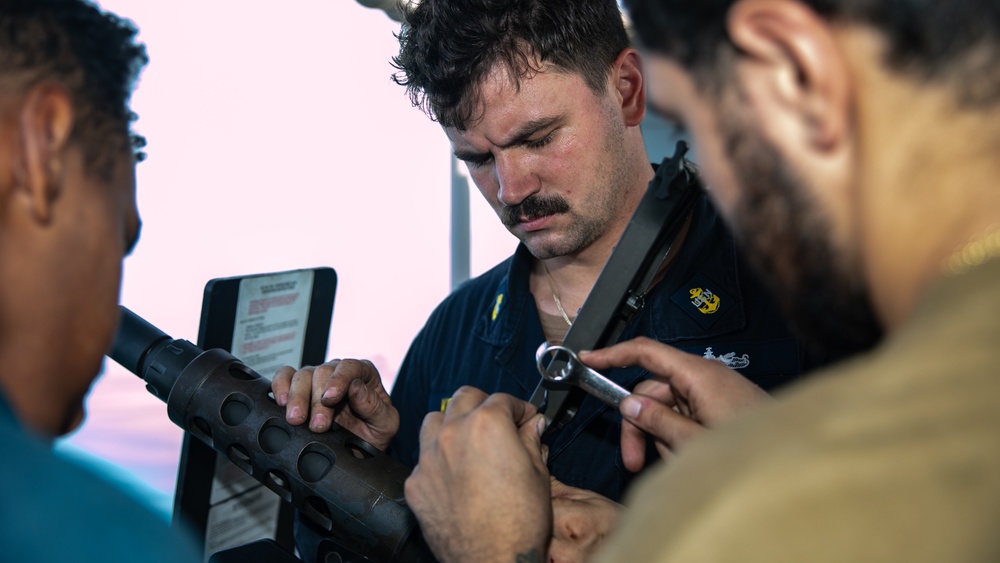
[{"xmin": 401, "ymin": 0, "xmax": 1000, "ymax": 561}]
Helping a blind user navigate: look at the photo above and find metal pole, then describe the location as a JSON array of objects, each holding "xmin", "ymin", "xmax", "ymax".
[{"xmin": 450, "ymin": 154, "xmax": 471, "ymax": 290}]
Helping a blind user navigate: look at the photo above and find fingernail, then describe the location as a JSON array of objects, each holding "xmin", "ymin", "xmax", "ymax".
[
  {"xmin": 289, "ymin": 407, "xmax": 304, "ymax": 421},
  {"xmin": 535, "ymin": 414, "xmax": 546, "ymax": 436},
  {"xmin": 621, "ymin": 397, "xmax": 641, "ymax": 419},
  {"xmin": 277, "ymin": 393, "xmax": 288, "ymax": 406},
  {"xmin": 310, "ymin": 413, "xmax": 328, "ymax": 431},
  {"xmin": 322, "ymin": 388, "xmax": 337, "ymax": 402}
]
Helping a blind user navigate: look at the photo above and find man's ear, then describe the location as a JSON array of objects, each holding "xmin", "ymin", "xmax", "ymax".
[
  {"xmin": 727, "ymin": 0, "xmax": 850, "ymax": 151},
  {"xmin": 611, "ymin": 48, "xmax": 646, "ymax": 127},
  {"xmin": 16, "ymin": 83, "xmax": 75, "ymax": 224}
]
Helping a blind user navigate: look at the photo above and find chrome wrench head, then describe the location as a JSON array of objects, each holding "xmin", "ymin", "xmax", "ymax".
[{"xmin": 535, "ymin": 342, "xmax": 631, "ymax": 408}]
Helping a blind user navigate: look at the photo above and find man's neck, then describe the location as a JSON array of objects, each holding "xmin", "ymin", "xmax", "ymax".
[{"xmin": 529, "ymin": 163, "xmax": 655, "ymax": 321}]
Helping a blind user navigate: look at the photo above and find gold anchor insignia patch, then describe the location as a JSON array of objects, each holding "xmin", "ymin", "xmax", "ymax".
[{"xmin": 689, "ymin": 287, "xmax": 721, "ymax": 314}]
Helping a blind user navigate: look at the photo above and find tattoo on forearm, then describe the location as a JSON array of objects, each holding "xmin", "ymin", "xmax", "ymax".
[{"xmin": 516, "ymin": 548, "xmax": 544, "ymax": 563}]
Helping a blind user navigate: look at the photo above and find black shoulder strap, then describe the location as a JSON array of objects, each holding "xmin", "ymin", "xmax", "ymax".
[{"xmin": 530, "ymin": 141, "xmax": 704, "ymax": 431}]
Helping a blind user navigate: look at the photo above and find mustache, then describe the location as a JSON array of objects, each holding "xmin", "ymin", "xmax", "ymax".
[{"xmin": 500, "ymin": 194, "xmax": 571, "ymax": 227}]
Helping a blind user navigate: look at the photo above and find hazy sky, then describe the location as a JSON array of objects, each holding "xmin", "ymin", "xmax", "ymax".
[{"xmin": 61, "ymin": 0, "xmax": 517, "ymax": 498}]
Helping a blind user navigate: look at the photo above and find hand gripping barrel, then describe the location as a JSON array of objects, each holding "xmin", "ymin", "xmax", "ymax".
[{"xmin": 108, "ymin": 306, "xmax": 434, "ymax": 563}]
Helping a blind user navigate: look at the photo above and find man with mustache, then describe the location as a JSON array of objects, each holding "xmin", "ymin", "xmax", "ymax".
[
  {"xmin": 402, "ymin": 0, "xmax": 1000, "ymax": 561},
  {"xmin": 380, "ymin": 0, "xmax": 835, "ymax": 484}
]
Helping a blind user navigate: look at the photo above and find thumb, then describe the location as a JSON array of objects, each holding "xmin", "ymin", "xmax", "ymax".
[
  {"xmin": 348, "ymin": 378, "xmax": 393, "ymax": 424},
  {"xmin": 348, "ymin": 378, "xmax": 376, "ymax": 415},
  {"xmin": 620, "ymin": 394, "xmax": 703, "ymax": 452},
  {"xmin": 518, "ymin": 413, "xmax": 548, "ymax": 470}
]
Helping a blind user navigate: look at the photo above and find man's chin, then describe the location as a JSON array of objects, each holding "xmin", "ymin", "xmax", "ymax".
[{"xmin": 521, "ymin": 237, "xmax": 565, "ymax": 261}]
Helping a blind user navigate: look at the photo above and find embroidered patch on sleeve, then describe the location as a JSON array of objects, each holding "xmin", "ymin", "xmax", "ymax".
[{"xmin": 670, "ymin": 273, "xmax": 735, "ymax": 328}]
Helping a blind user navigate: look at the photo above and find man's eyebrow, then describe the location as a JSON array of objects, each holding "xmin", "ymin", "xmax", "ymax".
[
  {"xmin": 453, "ymin": 147, "xmax": 489, "ymax": 162},
  {"xmin": 453, "ymin": 116, "xmax": 562, "ymax": 162},
  {"xmin": 495, "ymin": 116, "xmax": 561, "ymax": 149}
]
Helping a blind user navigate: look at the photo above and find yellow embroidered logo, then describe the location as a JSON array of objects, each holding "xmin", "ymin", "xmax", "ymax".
[
  {"xmin": 689, "ymin": 287, "xmax": 721, "ymax": 314},
  {"xmin": 492, "ymin": 294, "xmax": 504, "ymax": 321},
  {"xmin": 440, "ymin": 398, "xmax": 451, "ymax": 412}
]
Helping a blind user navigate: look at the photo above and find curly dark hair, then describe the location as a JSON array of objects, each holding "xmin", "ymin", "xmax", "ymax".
[
  {"xmin": 624, "ymin": 0, "xmax": 1000, "ymax": 108},
  {"xmin": 0, "ymin": 0, "xmax": 148, "ymax": 177},
  {"xmin": 392, "ymin": 0, "xmax": 630, "ymax": 130}
]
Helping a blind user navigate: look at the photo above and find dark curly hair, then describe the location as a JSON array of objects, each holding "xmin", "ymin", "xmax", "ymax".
[
  {"xmin": 392, "ymin": 0, "xmax": 630, "ymax": 130},
  {"xmin": 0, "ymin": 0, "xmax": 148, "ymax": 177},
  {"xmin": 624, "ymin": 0, "xmax": 1000, "ymax": 108}
]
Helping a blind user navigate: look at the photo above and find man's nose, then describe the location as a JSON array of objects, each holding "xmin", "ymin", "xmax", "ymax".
[{"xmin": 495, "ymin": 153, "xmax": 539, "ymax": 206}]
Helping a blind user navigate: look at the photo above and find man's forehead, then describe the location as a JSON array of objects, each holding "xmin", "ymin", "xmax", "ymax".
[
  {"xmin": 450, "ymin": 63, "xmax": 584, "ymax": 137},
  {"xmin": 478, "ymin": 58, "xmax": 577, "ymax": 97}
]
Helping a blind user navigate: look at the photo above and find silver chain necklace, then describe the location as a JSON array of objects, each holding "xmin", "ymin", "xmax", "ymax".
[{"xmin": 542, "ymin": 262, "xmax": 574, "ymax": 327}]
